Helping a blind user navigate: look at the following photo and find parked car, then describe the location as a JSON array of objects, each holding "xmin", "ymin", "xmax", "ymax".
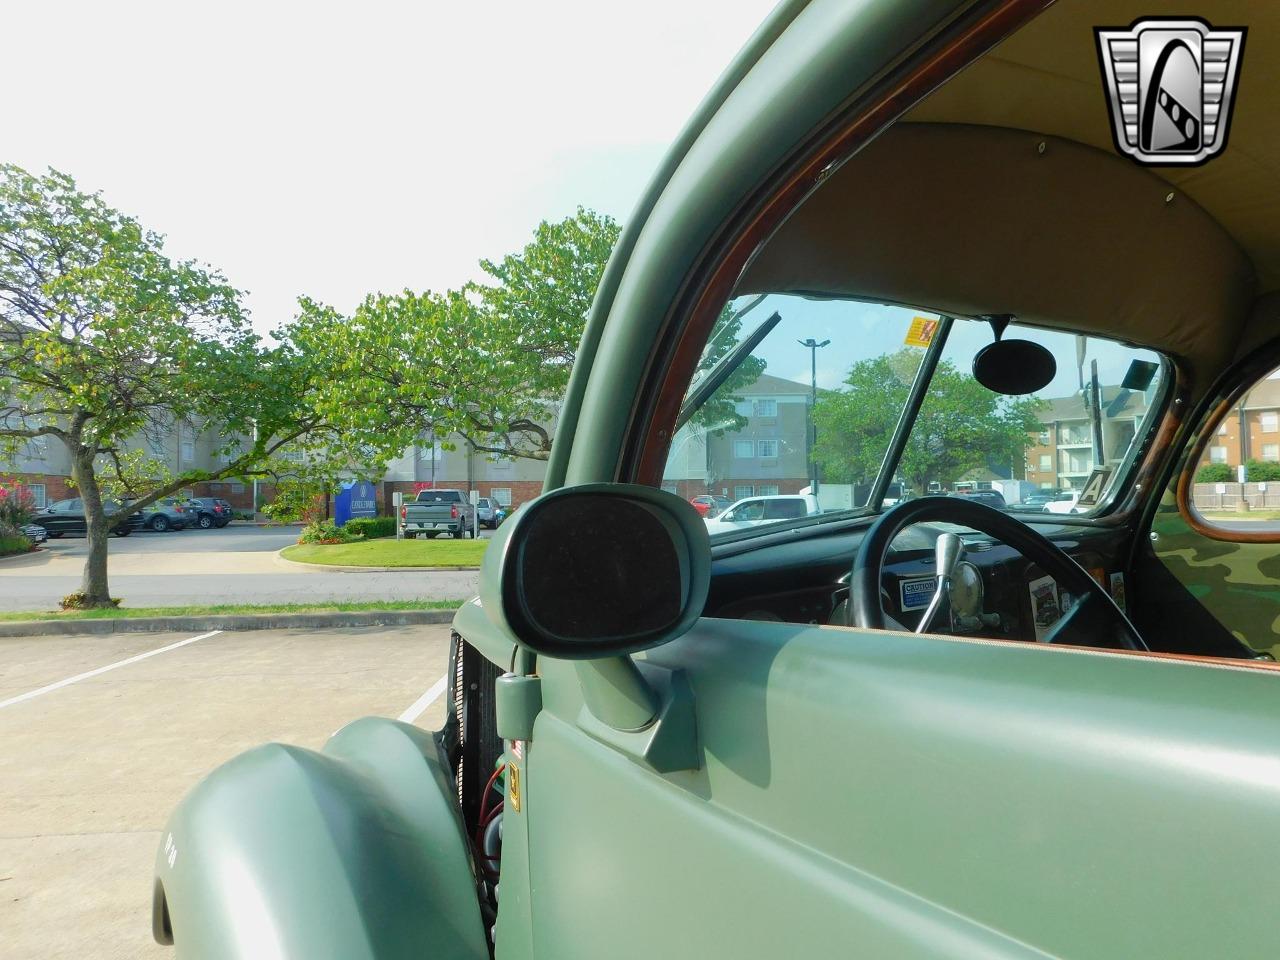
[
  {"xmin": 689, "ymin": 494, "xmax": 733, "ymax": 518},
  {"xmin": 184, "ymin": 497, "xmax": 233, "ymax": 529},
  {"xmin": 21, "ymin": 522, "xmax": 48, "ymax": 545},
  {"xmin": 475, "ymin": 497, "xmax": 504, "ymax": 529},
  {"xmin": 30, "ymin": 498, "xmax": 141, "ymax": 537},
  {"xmin": 1015, "ymin": 490, "xmax": 1059, "ymax": 511},
  {"xmin": 703, "ymin": 493, "xmax": 820, "ymax": 534},
  {"xmin": 953, "ymin": 489, "xmax": 1007, "ymax": 510},
  {"xmin": 126, "ymin": 497, "xmax": 190, "ymax": 532},
  {"xmin": 400, "ymin": 489, "xmax": 476, "ymax": 538},
  {"xmin": 1043, "ymin": 491, "xmax": 1084, "ymax": 515}
]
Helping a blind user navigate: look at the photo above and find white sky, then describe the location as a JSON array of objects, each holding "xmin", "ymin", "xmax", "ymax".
[{"xmin": 3, "ymin": 1, "xmax": 777, "ymax": 336}]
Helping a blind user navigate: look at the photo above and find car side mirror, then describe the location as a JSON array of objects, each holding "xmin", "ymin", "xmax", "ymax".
[{"xmin": 481, "ymin": 483, "xmax": 710, "ymax": 660}]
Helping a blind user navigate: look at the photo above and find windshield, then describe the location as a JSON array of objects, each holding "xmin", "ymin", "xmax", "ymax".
[{"xmin": 663, "ymin": 295, "xmax": 1166, "ymax": 538}]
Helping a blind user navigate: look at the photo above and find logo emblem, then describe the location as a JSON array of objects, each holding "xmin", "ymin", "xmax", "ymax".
[{"xmin": 1095, "ymin": 18, "xmax": 1245, "ymax": 165}]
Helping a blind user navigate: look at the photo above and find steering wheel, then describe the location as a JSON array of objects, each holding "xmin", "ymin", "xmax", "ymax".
[{"xmin": 851, "ymin": 496, "xmax": 1147, "ymax": 652}]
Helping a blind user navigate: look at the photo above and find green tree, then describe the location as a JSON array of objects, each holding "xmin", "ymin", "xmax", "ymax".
[
  {"xmin": 0, "ymin": 165, "xmax": 380, "ymax": 607},
  {"xmin": 813, "ymin": 348, "xmax": 1044, "ymax": 496}
]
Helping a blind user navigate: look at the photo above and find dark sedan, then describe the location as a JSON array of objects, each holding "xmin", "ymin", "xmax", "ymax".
[{"xmin": 31, "ymin": 498, "xmax": 143, "ymax": 537}]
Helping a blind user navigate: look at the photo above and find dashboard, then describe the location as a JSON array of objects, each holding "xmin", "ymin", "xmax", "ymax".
[{"xmin": 704, "ymin": 518, "xmax": 1133, "ymax": 645}]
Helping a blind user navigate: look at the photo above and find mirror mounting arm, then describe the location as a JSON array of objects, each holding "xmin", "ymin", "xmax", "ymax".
[{"xmin": 576, "ymin": 656, "xmax": 661, "ymax": 732}]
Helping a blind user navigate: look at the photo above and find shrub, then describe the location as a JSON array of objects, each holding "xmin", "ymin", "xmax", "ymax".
[
  {"xmin": 0, "ymin": 532, "xmax": 34, "ymax": 557},
  {"xmin": 298, "ymin": 519, "xmax": 362, "ymax": 545},
  {"xmin": 344, "ymin": 516, "xmax": 397, "ymax": 539},
  {"xmin": 1245, "ymin": 459, "xmax": 1280, "ymax": 482},
  {"xmin": 1195, "ymin": 463, "xmax": 1234, "ymax": 483},
  {"xmin": 0, "ymin": 482, "xmax": 37, "ymax": 529}
]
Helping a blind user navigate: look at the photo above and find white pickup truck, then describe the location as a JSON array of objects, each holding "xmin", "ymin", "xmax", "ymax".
[
  {"xmin": 400, "ymin": 489, "xmax": 476, "ymax": 539},
  {"xmin": 702, "ymin": 493, "xmax": 820, "ymax": 535}
]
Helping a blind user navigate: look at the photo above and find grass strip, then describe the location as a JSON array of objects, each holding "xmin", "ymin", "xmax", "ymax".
[
  {"xmin": 282, "ymin": 538, "xmax": 488, "ymax": 567},
  {"xmin": 0, "ymin": 599, "xmax": 464, "ymax": 623}
]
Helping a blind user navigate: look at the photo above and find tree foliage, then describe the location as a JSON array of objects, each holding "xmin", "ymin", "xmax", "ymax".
[
  {"xmin": 813, "ymin": 348, "xmax": 1044, "ymax": 495},
  {"xmin": 287, "ymin": 208, "xmax": 622, "ymax": 463},
  {"xmin": 0, "ymin": 164, "xmax": 385, "ymax": 605}
]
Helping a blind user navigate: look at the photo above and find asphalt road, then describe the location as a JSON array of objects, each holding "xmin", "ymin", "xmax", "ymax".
[
  {"xmin": 0, "ymin": 525, "xmax": 480, "ymax": 612},
  {"xmin": 0, "ymin": 623, "xmax": 453, "ymax": 959}
]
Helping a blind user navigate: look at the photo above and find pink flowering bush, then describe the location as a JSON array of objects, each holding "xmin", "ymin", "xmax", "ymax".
[{"xmin": 0, "ymin": 482, "xmax": 37, "ymax": 533}]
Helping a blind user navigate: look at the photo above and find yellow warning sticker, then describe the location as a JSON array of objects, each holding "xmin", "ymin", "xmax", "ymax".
[
  {"xmin": 508, "ymin": 762, "xmax": 522, "ymax": 813},
  {"xmin": 904, "ymin": 316, "xmax": 939, "ymax": 348}
]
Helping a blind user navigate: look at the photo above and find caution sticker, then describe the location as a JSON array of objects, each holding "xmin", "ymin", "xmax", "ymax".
[{"xmin": 899, "ymin": 577, "xmax": 936, "ymax": 611}]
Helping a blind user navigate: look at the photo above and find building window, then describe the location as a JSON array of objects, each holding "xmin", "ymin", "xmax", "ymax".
[
  {"xmin": 753, "ymin": 399, "xmax": 777, "ymax": 418},
  {"xmin": 230, "ymin": 482, "xmax": 245, "ymax": 494},
  {"xmin": 757, "ymin": 484, "xmax": 780, "ymax": 496},
  {"xmin": 490, "ymin": 487, "xmax": 512, "ymax": 506},
  {"xmin": 757, "ymin": 439, "xmax": 779, "ymax": 459},
  {"xmin": 1037, "ymin": 430, "xmax": 1049, "ymax": 445},
  {"xmin": 1263, "ymin": 444, "xmax": 1280, "ymax": 462},
  {"xmin": 1038, "ymin": 454, "xmax": 1052, "ymax": 472},
  {"xmin": 281, "ymin": 449, "xmax": 304, "ymax": 463},
  {"xmin": 1209, "ymin": 445, "xmax": 1228, "ymax": 464},
  {"xmin": 180, "ymin": 439, "xmax": 195, "ymax": 462},
  {"xmin": 733, "ymin": 485, "xmax": 755, "ymax": 500},
  {"xmin": 26, "ymin": 483, "xmax": 46, "ymax": 509},
  {"xmin": 146, "ymin": 427, "xmax": 167, "ymax": 456},
  {"xmin": 1219, "ymin": 422, "xmax": 1230, "ymax": 436},
  {"xmin": 1262, "ymin": 411, "xmax": 1279, "ymax": 433},
  {"xmin": 733, "ymin": 440, "xmax": 756, "ymax": 459},
  {"xmin": 489, "ymin": 457, "xmax": 511, "ymax": 471}
]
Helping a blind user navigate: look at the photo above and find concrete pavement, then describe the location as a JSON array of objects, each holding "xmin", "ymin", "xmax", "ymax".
[
  {"xmin": 0, "ymin": 526, "xmax": 478, "ymax": 612},
  {"xmin": 0, "ymin": 623, "xmax": 454, "ymax": 959}
]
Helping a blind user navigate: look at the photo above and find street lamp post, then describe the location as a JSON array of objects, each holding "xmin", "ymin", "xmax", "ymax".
[{"xmin": 798, "ymin": 338, "xmax": 830, "ymax": 496}]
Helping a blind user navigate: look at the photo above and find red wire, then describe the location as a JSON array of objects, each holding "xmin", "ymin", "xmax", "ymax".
[{"xmin": 477, "ymin": 762, "xmax": 506, "ymax": 829}]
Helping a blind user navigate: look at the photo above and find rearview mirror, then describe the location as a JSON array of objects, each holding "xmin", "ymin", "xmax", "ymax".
[{"xmin": 480, "ymin": 484, "xmax": 710, "ymax": 659}]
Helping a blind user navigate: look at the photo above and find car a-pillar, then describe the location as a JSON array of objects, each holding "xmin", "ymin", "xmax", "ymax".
[{"xmin": 480, "ymin": 483, "xmax": 709, "ymax": 774}]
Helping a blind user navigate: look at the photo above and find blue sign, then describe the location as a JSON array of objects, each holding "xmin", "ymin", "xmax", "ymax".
[{"xmin": 334, "ymin": 480, "xmax": 378, "ymax": 527}]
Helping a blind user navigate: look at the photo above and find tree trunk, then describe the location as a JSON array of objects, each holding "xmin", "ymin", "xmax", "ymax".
[{"xmin": 70, "ymin": 451, "xmax": 114, "ymax": 607}]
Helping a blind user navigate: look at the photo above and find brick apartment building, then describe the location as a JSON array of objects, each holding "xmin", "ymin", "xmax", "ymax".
[
  {"xmin": 1197, "ymin": 375, "xmax": 1280, "ymax": 470},
  {"xmin": 1023, "ymin": 386, "xmax": 1153, "ymax": 492}
]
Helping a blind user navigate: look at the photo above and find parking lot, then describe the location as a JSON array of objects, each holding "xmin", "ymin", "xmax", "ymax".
[
  {"xmin": 0, "ymin": 525, "xmax": 480, "ymax": 612},
  {"xmin": 0, "ymin": 623, "xmax": 453, "ymax": 959}
]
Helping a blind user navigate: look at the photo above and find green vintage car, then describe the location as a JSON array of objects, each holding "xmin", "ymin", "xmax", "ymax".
[{"xmin": 153, "ymin": 2, "xmax": 1280, "ymax": 957}]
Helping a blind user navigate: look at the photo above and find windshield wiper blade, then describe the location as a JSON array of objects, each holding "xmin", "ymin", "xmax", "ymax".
[{"xmin": 675, "ymin": 311, "xmax": 781, "ymax": 432}]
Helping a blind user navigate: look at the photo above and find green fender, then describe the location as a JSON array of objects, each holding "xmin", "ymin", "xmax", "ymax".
[{"xmin": 152, "ymin": 717, "xmax": 488, "ymax": 960}]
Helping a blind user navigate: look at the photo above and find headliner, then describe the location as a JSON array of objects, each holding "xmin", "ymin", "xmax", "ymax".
[{"xmin": 737, "ymin": 0, "xmax": 1278, "ymax": 391}]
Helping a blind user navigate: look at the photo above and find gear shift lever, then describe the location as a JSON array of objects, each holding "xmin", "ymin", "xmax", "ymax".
[{"xmin": 916, "ymin": 532, "xmax": 964, "ymax": 634}]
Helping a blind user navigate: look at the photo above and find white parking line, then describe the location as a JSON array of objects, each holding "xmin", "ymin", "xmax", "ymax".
[
  {"xmin": 0, "ymin": 630, "xmax": 224, "ymax": 710},
  {"xmin": 398, "ymin": 675, "xmax": 448, "ymax": 723}
]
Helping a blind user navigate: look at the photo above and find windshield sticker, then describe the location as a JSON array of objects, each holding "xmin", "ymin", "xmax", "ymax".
[
  {"xmin": 899, "ymin": 577, "xmax": 936, "ymax": 611},
  {"xmin": 1029, "ymin": 575, "xmax": 1062, "ymax": 642},
  {"xmin": 903, "ymin": 317, "xmax": 938, "ymax": 348},
  {"xmin": 1095, "ymin": 18, "xmax": 1245, "ymax": 166}
]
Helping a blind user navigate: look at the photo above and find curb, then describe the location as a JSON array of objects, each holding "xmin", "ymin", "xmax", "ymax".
[
  {"xmin": 0, "ymin": 608, "xmax": 461, "ymax": 638},
  {"xmin": 273, "ymin": 548, "xmax": 481, "ymax": 574}
]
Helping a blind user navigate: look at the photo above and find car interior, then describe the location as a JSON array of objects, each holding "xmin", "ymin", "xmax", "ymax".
[{"xmin": 664, "ymin": 0, "xmax": 1280, "ymax": 666}]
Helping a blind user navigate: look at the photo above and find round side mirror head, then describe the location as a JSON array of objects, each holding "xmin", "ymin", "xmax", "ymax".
[
  {"xmin": 480, "ymin": 483, "xmax": 710, "ymax": 660},
  {"xmin": 972, "ymin": 339, "xmax": 1057, "ymax": 395}
]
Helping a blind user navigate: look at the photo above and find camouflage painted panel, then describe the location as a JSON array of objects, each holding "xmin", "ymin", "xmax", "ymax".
[{"xmin": 1152, "ymin": 490, "xmax": 1280, "ymax": 657}]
